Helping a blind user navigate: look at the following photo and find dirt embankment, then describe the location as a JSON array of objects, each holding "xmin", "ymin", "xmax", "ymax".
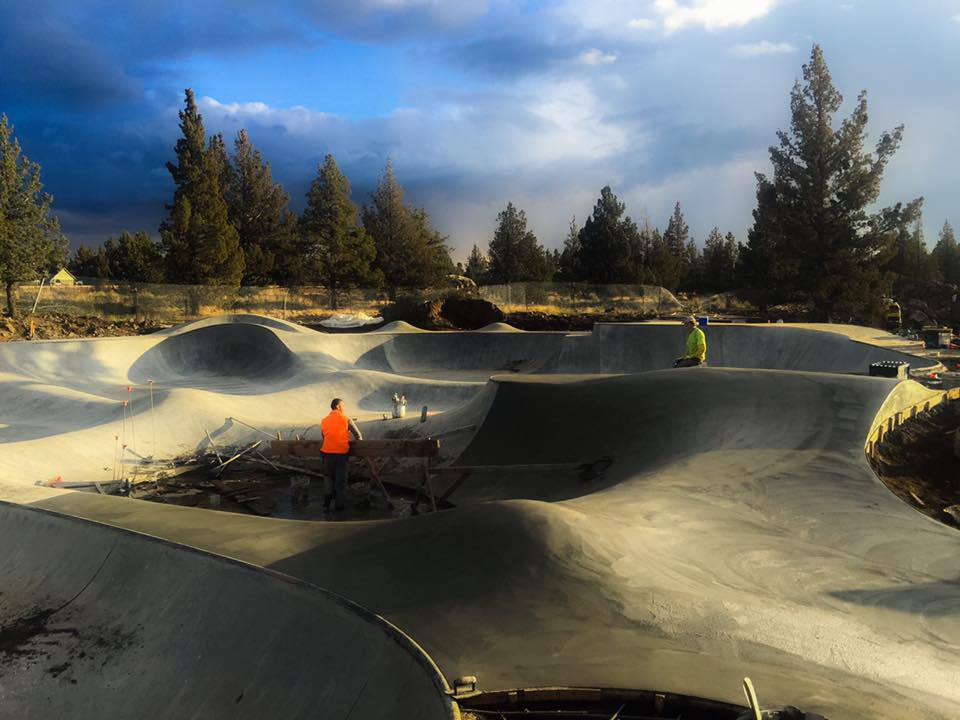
[
  {"xmin": 869, "ymin": 400, "xmax": 960, "ymax": 529},
  {"xmin": 0, "ymin": 314, "xmax": 161, "ymax": 341}
]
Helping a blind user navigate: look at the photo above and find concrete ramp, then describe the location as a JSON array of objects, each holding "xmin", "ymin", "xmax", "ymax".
[
  {"xmin": 129, "ymin": 323, "xmax": 301, "ymax": 385},
  {"xmin": 0, "ymin": 502, "xmax": 457, "ymax": 720},
  {"xmin": 547, "ymin": 323, "xmax": 940, "ymax": 374},
  {"xmin": 343, "ymin": 322, "xmax": 938, "ymax": 378}
]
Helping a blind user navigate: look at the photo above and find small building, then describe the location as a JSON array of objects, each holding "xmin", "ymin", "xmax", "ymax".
[{"xmin": 49, "ymin": 268, "xmax": 78, "ymax": 286}]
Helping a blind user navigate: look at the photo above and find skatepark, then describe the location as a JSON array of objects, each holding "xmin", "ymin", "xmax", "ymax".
[{"xmin": 2, "ymin": 315, "xmax": 959, "ymax": 719}]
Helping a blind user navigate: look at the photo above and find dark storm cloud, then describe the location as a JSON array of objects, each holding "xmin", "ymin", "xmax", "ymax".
[
  {"xmin": 297, "ymin": 0, "xmax": 490, "ymax": 41},
  {"xmin": 0, "ymin": 7, "xmax": 141, "ymax": 110},
  {"xmin": 439, "ymin": 34, "xmax": 574, "ymax": 77},
  {"xmin": 0, "ymin": 1, "xmax": 318, "ymax": 111}
]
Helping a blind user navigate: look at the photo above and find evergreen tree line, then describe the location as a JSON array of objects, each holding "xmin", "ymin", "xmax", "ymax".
[
  {"xmin": 69, "ymin": 90, "xmax": 454, "ymax": 307},
  {"xmin": 4, "ymin": 46, "xmax": 960, "ymax": 321},
  {"xmin": 464, "ymin": 188, "xmax": 960, "ymax": 307},
  {"xmin": 463, "ymin": 193, "xmax": 743, "ymax": 294}
]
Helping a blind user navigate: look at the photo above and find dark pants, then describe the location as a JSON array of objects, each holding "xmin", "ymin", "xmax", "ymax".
[
  {"xmin": 322, "ymin": 453, "xmax": 349, "ymax": 509},
  {"xmin": 673, "ymin": 357, "xmax": 702, "ymax": 368}
]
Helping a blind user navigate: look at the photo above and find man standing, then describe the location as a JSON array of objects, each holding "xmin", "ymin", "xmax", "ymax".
[
  {"xmin": 674, "ymin": 316, "xmax": 707, "ymax": 368},
  {"xmin": 320, "ymin": 398, "xmax": 363, "ymax": 511}
]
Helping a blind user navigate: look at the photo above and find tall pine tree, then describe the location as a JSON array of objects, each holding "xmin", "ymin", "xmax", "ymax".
[
  {"xmin": 577, "ymin": 186, "xmax": 643, "ymax": 284},
  {"xmin": 742, "ymin": 45, "xmax": 907, "ymax": 320},
  {"xmin": 663, "ymin": 202, "xmax": 693, "ymax": 290},
  {"xmin": 932, "ymin": 221, "xmax": 960, "ymax": 287},
  {"xmin": 487, "ymin": 202, "xmax": 552, "ymax": 282},
  {"xmin": 301, "ymin": 154, "xmax": 379, "ymax": 308},
  {"xmin": 361, "ymin": 160, "xmax": 452, "ymax": 293},
  {"xmin": 464, "ymin": 244, "xmax": 489, "ymax": 283},
  {"xmin": 226, "ymin": 129, "xmax": 297, "ymax": 285},
  {"xmin": 557, "ymin": 216, "xmax": 583, "ymax": 281},
  {"xmin": 160, "ymin": 89, "xmax": 244, "ymax": 285},
  {"xmin": 0, "ymin": 114, "xmax": 66, "ymax": 316}
]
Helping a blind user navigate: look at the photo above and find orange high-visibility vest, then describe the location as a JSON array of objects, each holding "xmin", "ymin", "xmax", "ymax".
[{"xmin": 321, "ymin": 410, "xmax": 350, "ymax": 454}]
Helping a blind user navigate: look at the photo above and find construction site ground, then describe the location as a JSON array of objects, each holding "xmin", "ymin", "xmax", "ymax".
[{"xmin": 870, "ymin": 399, "xmax": 960, "ymax": 528}]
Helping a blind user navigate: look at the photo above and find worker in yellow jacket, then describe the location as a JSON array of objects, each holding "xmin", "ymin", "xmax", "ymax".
[
  {"xmin": 674, "ymin": 316, "xmax": 707, "ymax": 368},
  {"xmin": 320, "ymin": 398, "xmax": 363, "ymax": 511}
]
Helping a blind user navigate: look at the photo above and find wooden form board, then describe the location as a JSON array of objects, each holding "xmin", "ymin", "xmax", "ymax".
[{"xmin": 269, "ymin": 438, "xmax": 441, "ymax": 459}]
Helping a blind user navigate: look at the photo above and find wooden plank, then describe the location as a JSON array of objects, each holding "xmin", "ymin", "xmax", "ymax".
[
  {"xmin": 214, "ymin": 441, "xmax": 262, "ymax": 474},
  {"xmin": 269, "ymin": 438, "xmax": 440, "ymax": 459},
  {"xmin": 353, "ymin": 439, "xmax": 440, "ymax": 458},
  {"xmin": 245, "ymin": 456, "xmax": 326, "ymax": 479},
  {"xmin": 270, "ymin": 440, "xmax": 324, "ymax": 458},
  {"xmin": 363, "ymin": 458, "xmax": 394, "ymax": 508}
]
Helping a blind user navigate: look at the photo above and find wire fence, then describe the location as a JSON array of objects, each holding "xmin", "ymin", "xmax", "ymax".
[
  {"xmin": 478, "ymin": 283, "xmax": 682, "ymax": 315},
  {"xmin": 14, "ymin": 280, "xmax": 682, "ymax": 324}
]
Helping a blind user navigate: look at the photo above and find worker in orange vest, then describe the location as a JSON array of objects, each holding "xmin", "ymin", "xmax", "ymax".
[{"xmin": 320, "ymin": 398, "xmax": 363, "ymax": 511}]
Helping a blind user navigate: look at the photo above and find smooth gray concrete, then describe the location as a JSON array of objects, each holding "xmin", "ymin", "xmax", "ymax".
[
  {"xmin": 0, "ymin": 502, "xmax": 457, "ymax": 720},
  {"xmin": 1, "ymin": 316, "xmax": 957, "ymax": 719}
]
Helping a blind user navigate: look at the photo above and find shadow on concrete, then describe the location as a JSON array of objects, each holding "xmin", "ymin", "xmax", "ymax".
[{"xmin": 829, "ymin": 579, "xmax": 960, "ymax": 615}]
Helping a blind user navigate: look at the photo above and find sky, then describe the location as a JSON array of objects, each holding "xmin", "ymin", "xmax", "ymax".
[{"xmin": 2, "ymin": 0, "xmax": 960, "ymax": 262}]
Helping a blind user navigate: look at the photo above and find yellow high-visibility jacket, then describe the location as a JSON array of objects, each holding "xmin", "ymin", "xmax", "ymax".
[{"xmin": 685, "ymin": 327, "xmax": 707, "ymax": 361}]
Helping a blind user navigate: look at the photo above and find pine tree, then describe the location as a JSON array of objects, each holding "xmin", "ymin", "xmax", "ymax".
[
  {"xmin": 557, "ymin": 216, "xmax": 583, "ymax": 281},
  {"xmin": 110, "ymin": 231, "xmax": 165, "ymax": 283},
  {"xmin": 702, "ymin": 227, "xmax": 725, "ymax": 290},
  {"xmin": 0, "ymin": 114, "xmax": 66, "ymax": 316},
  {"xmin": 577, "ymin": 186, "xmax": 644, "ymax": 284},
  {"xmin": 932, "ymin": 221, "xmax": 960, "ymax": 287},
  {"xmin": 722, "ymin": 232, "xmax": 739, "ymax": 290},
  {"xmin": 301, "ymin": 154, "xmax": 379, "ymax": 309},
  {"xmin": 663, "ymin": 202, "xmax": 692, "ymax": 288},
  {"xmin": 160, "ymin": 89, "xmax": 244, "ymax": 285},
  {"xmin": 464, "ymin": 244, "xmax": 489, "ymax": 283},
  {"xmin": 487, "ymin": 202, "xmax": 552, "ymax": 282},
  {"xmin": 68, "ymin": 245, "xmax": 103, "ymax": 278},
  {"xmin": 701, "ymin": 228, "xmax": 740, "ymax": 292},
  {"xmin": 645, "ymin": 225, "xmax": 679, "ymax": 290},
  {"xmin": 361, "ymin": 160, "xmax": 452, "ymax": 293},
  {"xmin": 226, "ymin": 129, "xmax": 296, "ymax": 285},
  {"xmin": 743, "ymin": 45, "xmax": 907, "ymax": 320}
]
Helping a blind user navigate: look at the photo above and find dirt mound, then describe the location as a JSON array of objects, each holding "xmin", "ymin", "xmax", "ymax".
[
  {"xmin": 383, "ymin": 296, "xmax": 505, "ymax": 330},
  {"xmin": 869, "ymin": 399, "xmax": 960, "ymax": 528},
  {"xmin": 0, "ymin": 313, "xmax": 158, "ymax": 341}
]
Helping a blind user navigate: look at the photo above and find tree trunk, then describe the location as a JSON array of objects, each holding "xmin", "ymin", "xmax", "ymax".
[{"xmin": 5, "ymin": 282, "xmax": 16, "ymax": 319}]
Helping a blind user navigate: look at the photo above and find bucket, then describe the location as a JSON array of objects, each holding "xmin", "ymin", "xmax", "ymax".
[{"xmin": 697, "ymin": 315, "xmax": 709, "ymax": 327}]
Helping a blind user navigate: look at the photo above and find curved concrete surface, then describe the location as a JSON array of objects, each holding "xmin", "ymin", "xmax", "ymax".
[
  {"xmin": 0, "ymin": 501, "xmax": 457, "ymax": 720},
  {"xmin": 1, "ymin": 315, "xmax": 957, "ymax": 719},
  {"xmin": 129, "ymin": 323, "xmax": 302, "ymax": 386}
]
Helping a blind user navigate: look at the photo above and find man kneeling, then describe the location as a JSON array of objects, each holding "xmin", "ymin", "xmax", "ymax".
[{"xmin": 674, "ymin": 316, "xmax": 706, "ymax": 368}]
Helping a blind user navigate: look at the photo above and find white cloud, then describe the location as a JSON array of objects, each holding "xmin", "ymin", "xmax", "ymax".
[
  {"xmin": 952, "ymin": 13, "xmax": 960, "ymax": 23},
  {"xmin": 578, "ymin": 48, "xmax": 618, "ymax": 66},
  {"xmin": 628, "ymin": 17, "xmax": 657, "ymax": 30},
  {"xmin": 729, "ymin": 40, "xmax": 795, "ymax": 58},
  {"xmin": 654, "ymin": 0, "xmax": 778, "ymax": 33},
  {"xmin": 199, "ymin": 97, "xmax": 336, "ymax": 136}
]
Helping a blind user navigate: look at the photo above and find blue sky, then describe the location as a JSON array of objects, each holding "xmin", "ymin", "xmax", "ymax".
[{"xmin": 2, "ymin": 0, "xmax": 960, "ymax": 262}]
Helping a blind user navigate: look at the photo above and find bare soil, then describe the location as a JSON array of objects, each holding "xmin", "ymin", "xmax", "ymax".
[
  {"xmin": 869, "ymin": 399, "xmax": 960, "ymax": 529},
  {"xmin": 0, "ymin": 313, "xmax": 161, "ymax": 341}
]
